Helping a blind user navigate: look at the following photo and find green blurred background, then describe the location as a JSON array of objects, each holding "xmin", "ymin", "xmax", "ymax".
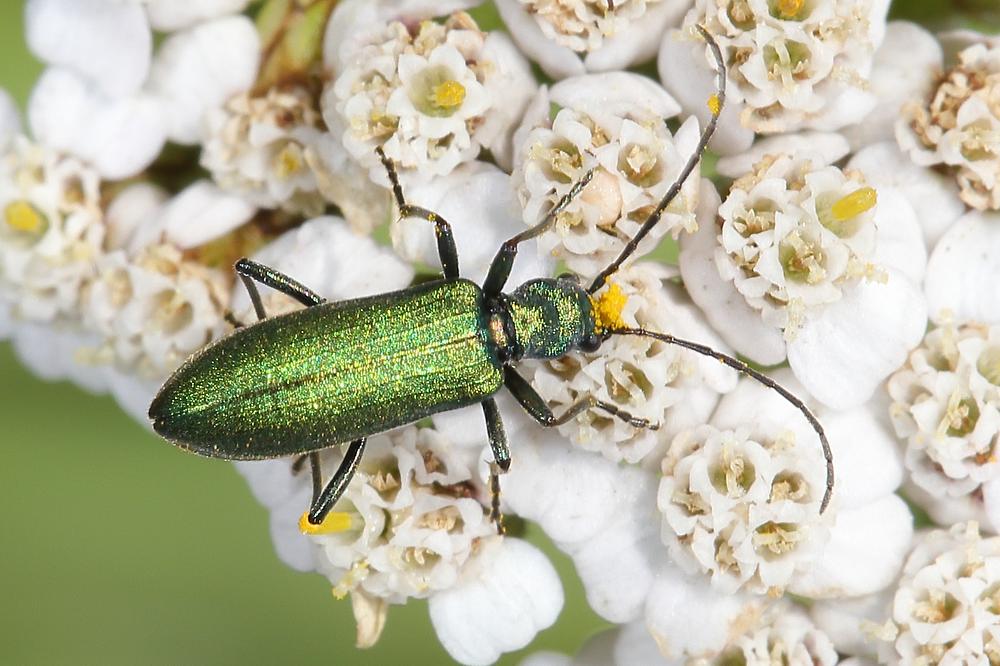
[{"xmin": 0, "ymin": 1, "xmax": 994, "ymax": 664}]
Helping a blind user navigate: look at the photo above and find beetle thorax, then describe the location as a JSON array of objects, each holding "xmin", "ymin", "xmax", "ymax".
[{"xmin": 504, "ymin": 278, "xmax": 597, "ymax": 361}]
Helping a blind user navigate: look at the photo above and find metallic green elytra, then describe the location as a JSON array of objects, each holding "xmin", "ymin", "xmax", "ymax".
[
  {"xmin": 150, "ymin": 28, "xmax": 835, "ymax": 532},
  {"xmin": 150, "ymin": 280, "xmax": 503, "ymax": 459}
]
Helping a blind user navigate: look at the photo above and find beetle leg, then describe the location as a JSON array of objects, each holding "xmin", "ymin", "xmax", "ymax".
[
  {"xmin": 488, "ymin": 462, "xmax": 505, "ymax": 536},
  {"xmin": 483, "ymin": 169, "xmax": 595, "ymax": 296},
  {"xmin": 307, "ymin": 438, "xmax": 367, "ymax": 525},
  {"xmin": 234, "ymin": 257, "xmax": 324, "ymax": 314},
  {"xmin": 376, "ymin": 146, "xmax": 459, "ymax": 279},
  {"xmin": 481, "ymin": 398, "xmax": 511, "ymax": 472},
  {"xmin": 504, "ymin": 367, "xmax": 660, "ymax": 430}
]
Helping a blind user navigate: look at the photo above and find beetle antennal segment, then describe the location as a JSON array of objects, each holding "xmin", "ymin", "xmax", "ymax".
[
  {"xmin": 607, "ymin": 327, "xmax": 834, "ymax": 513},
  {"xmin": 588, "ymin": 25, "xmax": 727, "ymax": 293}
]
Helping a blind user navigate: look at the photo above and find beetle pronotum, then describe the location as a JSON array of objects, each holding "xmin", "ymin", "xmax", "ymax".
[{"xmin": 148, "ymin": 26, "xmax": 834, "ymax": 535}]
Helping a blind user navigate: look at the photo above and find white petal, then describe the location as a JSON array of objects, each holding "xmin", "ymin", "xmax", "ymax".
[
  {"xmin": 429, "ymin": 539, "xmax": 563, "ymax": 666},
  {"xmin": 658, "ymin": 34, "xmax": 754, "ymax": 155},
  {"xmin": 644, "ymin": 566, "xmax": 762, "ymax": 659},
  {"xmin": 842, "ymin": 22, "xmax": 942, "ymax": 151},
  {"xmin": 233, "ymin": 459, "xmax": 302, "ymax": 511},
  {"xmin": 982, "ymin": 478, "xmax": 1000, "ymax": 534},
  {"xmin": 568, "ymin": 482, "xmax": 661, "ymax": 623},
  {"xmin": 393, "ymin": 161, "xmax": 554, "ymax": 284},
  {"xmin": 106, "ymin": 368, "xmax": 161, "ymax": 426},
  {"xmin": 549, "ymin": 72, "xmax": 681, "ymax": 123},
  {"xmin": 0, "ymin": 88, "xmax": 22, "ymax": 150},
  {"xmin": 613, "ymin": 622, "xmax": 674, "ymax": 666},
  {"xmin": 105, "ymin": 182, "xmax": 169, "ymax": 251},
  {"xmin": 787, "ymin": 269, "xmax": 927, "ymax": 410},
  {"xmin": 583, "ymin": 0, "xmax": 688, "ymax": 73},
  {"xmin": 159, "ymin": 180, "xmax": 256, "ymax": 249},
  {"xmin": 26, "ymin": 0, "xmax": 151, "ymax": 97},
  {"xmin": 925, "ymin": 211, "xmax": 1000, "ymax": 325},
  {"xmin": 810, "ymin": 591, "xmax": 892, "ymax": 658},
  {"xmin": 716, "ymin": 132, "xmax": 850, "ymax": 179},
  {"xmin": 520, "ymin": 653, "xmax": 572, "ymax": 666},
  {"xmin": 269, "ymin": 485, "xmax": 318, "ymax": 572},
  {"xmin": 146, "ymin": 0, "xmax": 252, "ymax": 32},
  {"xmin": 503, "ymin": 433, "xmax": 626, "ymax": 546},
  {"xmin": 848, "ymin": 142, "xmax": 964, "ymax": 249},
  {"xmin": 824, "ymin": 396, "xmax": 904, "ymax": 511},
  {"xmin": 29, "ymin": 67, "xmax": 167, "ymax": 179},
  {"xmin": 870, "ymin": 187, "xmax": 927, "ymax": 285},
  {"xmin": 148, "ymin": 16, "xmax": 260, "ymax": 144},
  {"xmin": 10, "ymin": 321, "xmax": 108, "ymax": 394},
  {"xmin": 678, "ymin": 179, "xmax": 787, "ymax": 365},
  {"xmin": 789, "ymin": 494, "xmax": 913, "ymax": 598},
  {"xmin": 494, "ymin": 0, "xmax": 585, "ymax": 79}
]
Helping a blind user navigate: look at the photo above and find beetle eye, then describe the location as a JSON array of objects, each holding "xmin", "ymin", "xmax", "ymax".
[{"xmin": 578, "ymin": 334, "xmax": 602, "ymax": 353}]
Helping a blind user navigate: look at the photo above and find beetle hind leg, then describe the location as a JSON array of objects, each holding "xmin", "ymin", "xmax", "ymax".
[
  {"xmin": 482, "ymin": 398, "xmax": 509, "ymax": 535},
  {"xmin": 305, "ymin": 438, "xmax": 367, "ymax": 526}
]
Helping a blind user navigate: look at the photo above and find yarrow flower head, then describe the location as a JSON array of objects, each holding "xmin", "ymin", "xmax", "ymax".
[
  {"xmin": 0, "ymin": 136, "xmax": 103, "ymax": 322},
  {"xmin": 660, "ymin": 0, "xmax": 890, "ymax": 152},
  {"xmin": 513, "ymin": 73, "xmax": 697, "ymax": 277},
  {"xmin": 325, "ymin": 10, "xmax": 534, "ymax": 181},
  {"xmin": 514, "ymin": 0, "xmax": 658, "ymax": 53},
  {"xmin": 659, "ymin": 419, "xmax": 828, "ymax": 594},
  {"xmin": 716, "ymin": 152, "xmax": 881, "ymax": 338},
  {"xmin": 202, "ymin": 87, "xmax": 329, "ymax": 217},
  {"xmin": 878, "ymin": 521, "xmax": 1000, "ymax": 664},
  {"xmin": 898, "ymin": 38, "xmax": 1000, "ymax": 211},
  {"xmin": 888, "ymin": 322, "xmax": 1000, "ymax": 505}
]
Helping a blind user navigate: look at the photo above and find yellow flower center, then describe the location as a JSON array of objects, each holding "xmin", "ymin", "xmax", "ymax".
[
  {"xmin": 431, "ymin": 79, "xmax": 466, "ymax": 110},
  {"xmin": 299, "ymin": 510, "xmax": 352, "ymax": 535},
  {"xmin": 592, "ymin": 282, "xmax": 627, "ymax": 332},
  {"xmin": 274, "ymin": 143, "xmax": 304, "ymax": 180},
  {"xmin": 4, "ymin": 200, "xmax": 46, "ymax": 235}
]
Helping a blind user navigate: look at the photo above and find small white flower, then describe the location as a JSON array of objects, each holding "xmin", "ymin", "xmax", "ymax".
[
  {"xmin": 897, "ymin": 36, "xmax": 1000, "ymax": 211},
  {"xmin": 325, "ymin": 11, "xmax": 535, "ymax": 181},
  {"xmin": 680, "ymin": 157, "xmax": 927, "ymax": 409},
  {"xmin": 0, "ymin": 137, "xmax": 104, "ymax": 322},
  {"xmin": 523, "ymin": 262, "xmax": 736, "ymax": 464},
  {"xmin": 512, "ymin": 73, "xmax": 697, "ymax": 277},
  {"xmin": 202, "ymin": 87, "xmax": 329, "ymax": 216},
  {"xmin": 888, "ymin": 322, "xmax": 1000, "ymax": 503},
  {"xmin": 82, "ymin": 243, "xmax": 229, "ymax": 376},
  {"xmin": 878, "ymin": 522, "xmax": 1000, "ymax": 665},
  {"xmin": 660, "ymin": 0, "xmax": 891, "ymax": 152}
]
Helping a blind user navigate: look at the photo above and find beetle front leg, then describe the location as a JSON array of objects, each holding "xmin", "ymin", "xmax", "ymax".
[
  {"xmin": 234, "ymin": 257, "xmax": 325, "ymax": 318},
  {"xmin": 482, "ymin": 398, "xmax": 510, "ymax": 534},
  {"xmin": 504, "ymin": 367, "xmax": 660, "ymax": 431},
  {"xmin": 483, "ymin": 169, "xmax": 595, "ymax": 296},
  {"xmin": 376, "ymin": 146, "xmax": 460, "ymax": 279},
  {"xmin": 306, "ymin": 438, "xmax": 367, "ymax": 525}
]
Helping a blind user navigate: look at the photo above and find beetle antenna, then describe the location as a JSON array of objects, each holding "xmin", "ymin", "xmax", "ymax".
[
  {"xmin": 607, "ymin": 326, "xmax": 834, "ymax": 513},
  {"xmin": 588, "ymin": 25, "xmax": 726, "ymax": 294}
]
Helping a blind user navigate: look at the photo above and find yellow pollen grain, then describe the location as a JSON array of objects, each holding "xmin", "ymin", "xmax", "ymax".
[
  {"xmin": 831, "ymin": 187, "xmax": 877, "ymax": 221},
  {"xmin": 4, "ymin": 200, "xmax": 44, "ymax": 233},
  {"xmin": 593, "ymin": 283, "xmax": 627, "ymax": 332},
  {"xmin": 777, "ymin": 0, "xmax": 804, "ymax": 18},
  {"xmin": 707, "ymin": 93, "xmax": 721, "ymax": 116},
  {"xmin": 432, "ymin": 80, "xmax": 466, "ymax": 109},
  {"xmin": 299, "ymin": 511, "xmax": 352, "ymax": 535}
]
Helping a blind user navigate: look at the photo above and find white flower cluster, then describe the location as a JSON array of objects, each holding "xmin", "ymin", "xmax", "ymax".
[
  {"xmin": 899, "ymin": 40, "xmax": 1000, "ymax": 211},
  {"xmin": 513, "ymin": 73, "xmax": 699, "ymax": 276},
  {"xmin": 325, "ymin": 8, "xmax": 535, "ymax": 181},
  {"xmin": 6, "ymin": 1, "xmax": 1000, "ymax": 665},
  {"xmin": 877, "ymin": 522, "xmax": 1000, "ymax": 665}
]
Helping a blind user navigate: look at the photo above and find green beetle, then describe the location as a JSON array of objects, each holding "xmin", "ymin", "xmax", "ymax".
[{"xmin": 149, "ymin": 28, "xmax": 834, "ymax": 529}]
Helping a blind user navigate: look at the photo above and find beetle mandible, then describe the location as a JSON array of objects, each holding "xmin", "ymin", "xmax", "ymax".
[{"xmin": 148, "ymin": 26, "xmax": 834, "ymax": 532}]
